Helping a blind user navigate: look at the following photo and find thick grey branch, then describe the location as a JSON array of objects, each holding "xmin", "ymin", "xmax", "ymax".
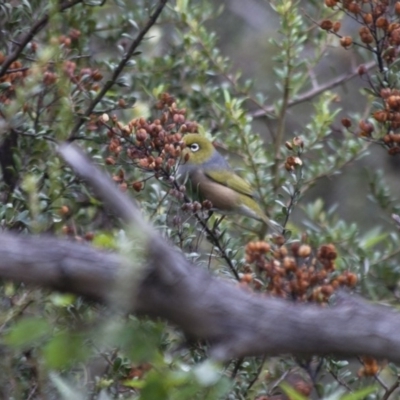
[
  {"xmin": 0, "ymin": 233, "xmax": 400, "ymax": 363},
  {"xmin": 1, "ymin": 143, "xmax": 399, "ymax": 363}
]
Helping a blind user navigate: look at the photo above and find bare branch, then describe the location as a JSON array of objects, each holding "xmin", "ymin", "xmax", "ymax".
[
  {"xmin": 0, "ymin": 0, "xmax": 83, "ymax": 78},
  {"xmin": 251, "ymin": 61, "xmax": 376, "ymax": 118},
  {"xmin": 67, "ymin": 0, "xmax": 169, "ymax": 140}
]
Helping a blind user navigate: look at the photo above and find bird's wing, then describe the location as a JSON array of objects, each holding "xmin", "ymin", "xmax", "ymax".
[{"xmin": 204, "ymin": 169, "xmax": 255, "ymax": 198}]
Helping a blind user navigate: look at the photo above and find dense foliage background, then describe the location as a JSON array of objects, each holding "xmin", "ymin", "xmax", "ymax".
[{"xmin": 1, "ymin": 0, "xmax": 400, "ymax": 398}]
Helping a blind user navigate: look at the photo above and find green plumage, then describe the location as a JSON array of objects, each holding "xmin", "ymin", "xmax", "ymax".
[
  {"xmin": 204, "ymin": 170, "xmax": 254, "ymax": 197},
  {"xmin": 180, "ymin": 134, "xmax": 276, "ymax": 229}
]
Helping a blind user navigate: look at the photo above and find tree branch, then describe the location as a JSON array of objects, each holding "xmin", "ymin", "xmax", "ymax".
[
  {"xmin": 0, "ymin": 0, "xmax": 83, "ymax": 78},
  {"xmin": 0, "ymin": 143, "xmax": 398, "ymax": 363},
  {"xmin": 67, "ymin": 0, "xmax": 169, "ymax": 140},
  {"xmin": 1, "ymin": 231, "xmax": 400, "ymax": 363},
  {"xmin": 251, "ymin": 60, "xmax": 376, "ymax": 118}
]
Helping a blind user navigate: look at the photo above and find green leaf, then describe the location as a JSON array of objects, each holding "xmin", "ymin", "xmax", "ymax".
[
  {"xmin": 280, "ymin": 382, "xmax": 308, "ymax": 400},
  {"xmin": 121, "ymin": 379, "xmax": 145, "ymax": 389},
  {"xmin": 0, "ymin": 82, "xmax": 12, "ymax": 90},
  {"xmin": 139, "ymin": 371, "xmax": 168, "ymax": 400},
  {"xmin": 175, "ymin": 0, "xmax": 188, "ymax": 13},
  {"xmin": 4, "ymin": 317, "xmax": 50, "ymax": 349},
  {"xmin": 359, "ymin": 228, "xmax": 387, "ymax": 250},
  {"xmin": 92, "ymin": 233, "xmax": 117, "ymax": 249},
  {"xmin": 49, "ymin": 293, "xmax": 77, "ymax": 307},
  {"xmin": 43, "ymin": 331, "xmax": 89, "ymax": 369},
  {"xmin": 340, "ymin": 386, "xmax": 377, "ymax": 400}
]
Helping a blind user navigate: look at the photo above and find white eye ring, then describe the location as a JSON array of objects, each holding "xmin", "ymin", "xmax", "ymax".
[{"xmin": 190, "ymin": 143, "xmax": 200, "ymax": 152}]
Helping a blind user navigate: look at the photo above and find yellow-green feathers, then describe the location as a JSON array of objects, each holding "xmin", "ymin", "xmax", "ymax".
[{"xmin": 179, "ymin": 134, "xmax": 272, "ymax": 225}]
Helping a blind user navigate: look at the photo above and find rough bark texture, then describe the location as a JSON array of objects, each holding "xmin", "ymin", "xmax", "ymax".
[{"xmin": 0, "ymin": 143, "xmax": 399, "ymax": 363}]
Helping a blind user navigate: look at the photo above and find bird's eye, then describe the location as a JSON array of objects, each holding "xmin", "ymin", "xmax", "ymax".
[{"xmin": 190, "ymin": 143, "xmax": 200, "ymax": 152}]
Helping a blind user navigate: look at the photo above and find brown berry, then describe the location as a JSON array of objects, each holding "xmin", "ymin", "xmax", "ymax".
[
  {"xmin": 361, "ymin": 33, "xmax": 374, "ymax": 44},
  {"xmin": 376, "ymin": 17, "xmax": 388, "ymax": 30},
  {"xmin": 383, "ymin": 134, "xmax": 392, "ymax": 144},
  {"xmin": 84, "ymin": 232, "xmax": 94, "ymax": 241},
  {"xmin": 298, "ymin": 244, "xmax": 311, "ymax": 258},
  {"xmin": 91, "ymin": 69, "xmax": 103, "ymax": 81},
  {"xmin": 388, "ymin": 147, "xmax": 400, "ymax": 155},
  {"xmin": 340, "ymin": 36, "xmax": 352, "ymax": 48},
  {"xmin": 359, "ymin": 120, "xmax": 374, "ymax": 135},
  {"xmin": 347, "ymin": 273, "xmax": 358, "ymax": 287},
  {"xmin": 358, "ymin": 65, "xmax": 367, "ymax": 76},
  {"xmin": 363, "ymin": 13, "xmax": 373, "ymax": 24},
  {"xmin": 324, "ymin": 0, "xmax": 338, "ymax": 6},
  {"xmin": 332, "ymin": 21, "xmax": 341, "ymax": 33},
  {"xmin": 241, "ymin": 273, "xmax": 253, "ymax": 284},
  {"xmin": 395, "ymin": 1, "xmax": 400, "ymax": 15},
  {"xmin": 347, "ymin": 2, "xmax": 361, "ymax": 14},
  {"xmin": 283, "ymin": 257, "xmax": 297, "ymax": 272},
  {"xmin": 285, "ymin": 141, "xmax": 293, "ymax": 150},
  {"xmin": 59, "ymin": 205, "xmax": 69, "ymax": 216},
  {"xmin": 105, "ymin": 157, "xmax": 116, "ymax": 165},
  {"xmin": 373, "ymin": 110, "xmax": 388, "ymax": 123},
  {"xmin": 320, "ymin": 20, "xmax": 333, "ymax": 30},
  {"xmin": 341, "ymin": 118, "xmax": 351, "ymax": 128},
  {"xmin": 380, "ymin": 88, "xmax": 391, "ymax": 99},
  {"xmin": 132, "ymin": 181, "xmax": 144, "ymax": 192}
]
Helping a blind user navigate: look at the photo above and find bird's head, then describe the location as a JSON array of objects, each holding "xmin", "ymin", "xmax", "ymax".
[{"xmin": 181, "ymin": 134, "xmax": 216, "ymax": 165}]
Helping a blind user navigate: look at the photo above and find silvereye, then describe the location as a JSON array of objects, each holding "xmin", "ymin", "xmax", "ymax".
[{"xmin": 179, "ymin": 134, "xmax": 274, "ymax": 227}]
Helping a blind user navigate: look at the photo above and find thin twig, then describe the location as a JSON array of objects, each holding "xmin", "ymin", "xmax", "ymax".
[
  {"xmin": 327, "ymin": 367, "xmax": 353, "ymax": 392},
  {"xmin": 0, "ymin": 0, "xmax": 83, "ymax": 78},
  {"xmin": 392, "ymin": 214, "xmax": 400, "ymax": 228},
  {"xmin": 359, "ymin": 356, "xmax": 397, "ymax": 398},
  {"xmin": 373, "ymin": 370, "xmax": 389, "ymax": 391},
  {"xmin": 251, "ymin": 61, "xmax": 376, "ymax": 119},
  {"xmin": 67, "ymin": 0, "xmax": 169, "ymax": 141},
  {"xmin": 244, "ymin": 356, "xmax": 266, "ymax": 394},
  {"xmin": 301, "ymin": 141, "xmax": 370, "ymax": 192},
  {"xmin": 171, "ymin": 180, "xmax": 240, "ymax": 280},
  {"xmin": 382, "ymin": 377, "xmax": 400, "ymax": 400},
  {"xmin": 230, "ymin": 357, "xmax": 244, "ymax": 379},
  {"xmin": 271, "ymin": 6, "xmax": 296, "ymax": 195},
  {"xmin": 0, "ymin": 67, "xmax": 30, "ymax": 74},
  {"xmin": 281, "ymin": 150, "xmax": 303, "ymax": 235}
]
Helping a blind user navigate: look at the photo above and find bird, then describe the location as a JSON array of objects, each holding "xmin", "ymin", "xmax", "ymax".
[{"xmin": 178, "ymin": 133, "xmax": 276, "ymax": 229}]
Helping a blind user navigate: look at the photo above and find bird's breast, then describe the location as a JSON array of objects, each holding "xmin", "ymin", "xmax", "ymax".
[{"xmin": 189, "ymin": 170, "xmax": 239, "ymax": 211}]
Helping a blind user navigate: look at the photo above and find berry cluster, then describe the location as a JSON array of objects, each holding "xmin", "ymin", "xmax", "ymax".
[
  {"xmin": 0, "ymin": 57, "xmax": 29, "ymax": 105},
  {"xmin": 103, "ymin": 93, "xmax": 198, "ymax": 193},
  {"xmin": 58, "ymin": 205, "xmax": 95, "ymax": 242},
  {"xmin": 243, "ymin": 239, "xmax": 357, "ymax": 303},
  {"xmin": 322, "ymin": 0, "xmax": 400, "ymax": 53},
  {"xmin": 124, "ymin": 362, "xmax": 152, "ymax": 380},
  {"xmin": 322, "ymin": 0, "xmax": 400, "ymax": 155},
  {"xmin": 62, "ymin": 60, "xmax": 103, "ymax": 91},
  {"xmin": 358, "ymin": 356, "xmax": 380, "ymax": 377},
  {"xmin": 284, "ymin": 136, "xmax": 303, "ymax": 171},
  {"xmin": 255, "ymin": 372, "xmax": 312, "ymax": 400},
  {"xmin": 53, "ymin": 28, "xmax": 81, "ymax": 48},
  {"xmin": 0, "ymin": 29, "xmax": 103, "ymax": 110},
  {"xmin": 372, "ymin": 89, "xmax": 400, "ymax": 155}
]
